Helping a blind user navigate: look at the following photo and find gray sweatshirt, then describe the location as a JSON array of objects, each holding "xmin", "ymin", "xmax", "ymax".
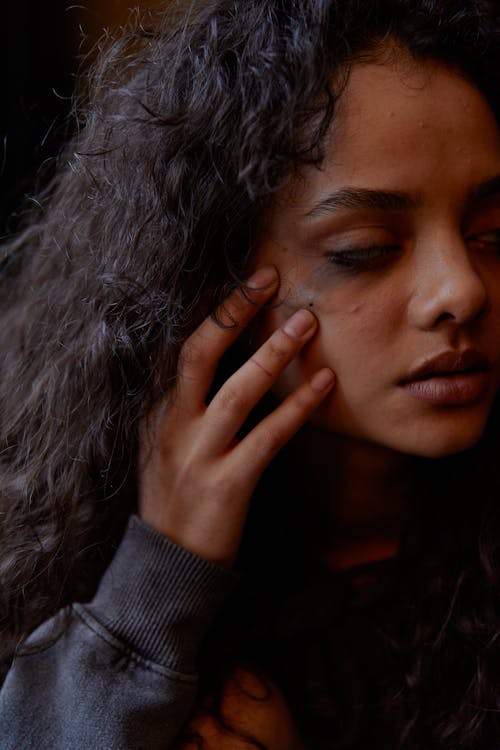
[{"xmin": 0, "ymin": 515, "xmax": 239, "ymax": 749}]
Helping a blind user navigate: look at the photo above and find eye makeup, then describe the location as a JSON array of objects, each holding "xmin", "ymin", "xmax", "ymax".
[{"xmin": 325, "ymin": 244, "xmax": 403, "ymax": 272}]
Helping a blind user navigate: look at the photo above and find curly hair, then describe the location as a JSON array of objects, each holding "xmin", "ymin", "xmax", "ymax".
[{"xmin": 1, "ymin": 0, "xmax": 500, "ymax": 747}]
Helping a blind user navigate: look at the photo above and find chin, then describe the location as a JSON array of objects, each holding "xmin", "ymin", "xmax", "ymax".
[
  {"xmin": 403, "ymin": 438, "xmax": 481, "ymax": 459},
  {"xmin": 331, "ymin": 416, "xmax": 487, "ymax": 459},
  {"xmin": 310, "ymin": 394, "xmax": 495, "ymax": 459},
  {"xmin": 390, "ymin": 422, "xmax": 487, "ymax": 459}
]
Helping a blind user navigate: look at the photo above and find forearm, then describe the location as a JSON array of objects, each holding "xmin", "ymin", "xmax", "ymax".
[{"xmin": 0, "ymin": 516, "xmax": 238, "ymax": 749}]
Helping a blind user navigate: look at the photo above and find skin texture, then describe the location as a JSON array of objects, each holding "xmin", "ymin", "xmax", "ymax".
[
  {"xmin": 139, "ymin": 49, "xmax": 500, "ymax": 574},
  {"xmin": 148, "ymin": 51, "xmax": 500, "ymax": 747},
  {"xmin": 253, "ymin": 52, "xmax": 500, "ymax": 459},
  {"xmin": 138, "ymin": 268, "xmax": 334, "ymax": 568}
]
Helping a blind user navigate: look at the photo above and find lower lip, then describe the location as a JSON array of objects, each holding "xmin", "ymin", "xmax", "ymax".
[{"xmin": 402, "ymin": 371, "xmax": 490, "ymax": 405}]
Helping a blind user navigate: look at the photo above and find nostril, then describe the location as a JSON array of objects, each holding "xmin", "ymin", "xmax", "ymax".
[{"xmin": 435, "ymin": 311, "xmax": 455, "ymax": 325}]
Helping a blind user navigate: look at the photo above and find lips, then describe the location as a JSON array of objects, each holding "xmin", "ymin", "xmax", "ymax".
[
  {"xmin": 401, "ymin": 349, "xmax": 491, "ymax": 384},
  {"xmin": 400, "ymin": 349, "xmax": 492, "ymax": 405}
]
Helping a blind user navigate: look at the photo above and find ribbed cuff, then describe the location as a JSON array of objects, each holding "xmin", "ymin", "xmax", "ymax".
[{"xmin": 85, "ymin": 515, "xmax": 239, "ymax": 674}]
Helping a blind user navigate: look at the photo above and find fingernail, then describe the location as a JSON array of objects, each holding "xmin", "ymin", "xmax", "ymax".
[
  {"xmin": 310, "ymin": 368, "xmax": 335, "ymax": 391},
  {"xmin": 283, "ymin": 309, "xmax": 316, "ymax": 338},
  {"xmin": 245, "ymin": 266, "xmax": 278, "ymax": 289}
]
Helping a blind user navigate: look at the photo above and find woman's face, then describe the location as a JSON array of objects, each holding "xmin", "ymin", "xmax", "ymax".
[{"xmin": 252, "ymin": 52, "xmax": 500, "ymax": 458}]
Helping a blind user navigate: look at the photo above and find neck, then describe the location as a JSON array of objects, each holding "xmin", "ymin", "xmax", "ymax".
[{"xmin": 286, "ymin": 427, "xmax": 415, "ymax": 571}]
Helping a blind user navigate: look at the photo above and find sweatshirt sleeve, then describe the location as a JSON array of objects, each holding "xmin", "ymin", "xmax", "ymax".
[{"xmin": 0, "ymin": 515, "xmax": 239, "ymax": 750}]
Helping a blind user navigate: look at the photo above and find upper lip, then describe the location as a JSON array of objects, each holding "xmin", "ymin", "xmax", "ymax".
[{"xmin": 401, "ymin": 349, "xmax": 492, "ymax": 384}]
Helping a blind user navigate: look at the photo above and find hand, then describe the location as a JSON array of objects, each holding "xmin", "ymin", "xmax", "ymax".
[{"xmin": 137, "ymin": 266, "xmax": 335, "ymax": 567}]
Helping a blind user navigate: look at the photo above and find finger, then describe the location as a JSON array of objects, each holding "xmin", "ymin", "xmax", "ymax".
[
  {"xmin": 176, "ymin": 266, "xmax": 279, "ymax": 405},
  {"xmin": 203, "ymin": 309, "xmax": 318, "ymax": 450},
  {"xmin": 229, "ymin": 368, "xmax": 335, "ymax": 481}
]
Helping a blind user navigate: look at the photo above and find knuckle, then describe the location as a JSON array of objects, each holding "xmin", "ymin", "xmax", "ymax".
[
  {"xmin": 248, "ymin": 356, "xmax": 272, "ymax": 378},
  {"xmin": 180, "ymin": 330, "xmax": 213, "ymax": 369},
  {"xmin": 212, "ymin": 468, "xmax": 236, "ymax": 498},
  {"xmin": 214, "ymin": 301, "xmax": 240, "ymax": 329},
  {"xmin": 216, "ymin": 384, "xmax": 244, "ymax": 414},
  {"xmin": 179, "ymin": 336, "xmax": 200, "ymax": 366},
  {"xmin": 258, "ymin": 426, "xmax": 283, "ymax": 455},
  {"xmin": 266, "ymin": 335, "xmax": 290, "ymax": 363},
  {"xmin": 216, "ymin": 286, "xmax": 255, "ymax": 327},
  {"xmin": 233, "ymin": 285, "xmax": 252, "ymax": 309}
]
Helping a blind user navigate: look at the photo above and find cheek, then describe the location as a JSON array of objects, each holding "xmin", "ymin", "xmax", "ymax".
[
  {"xmin": 257, "ymin": 275, "xmax": 402, "ymax": 401},
  {"xmin": 272, "ymin": 291, "xmax": 374, "ymax": 396},
  {"xmin": 308, "ymin": 297, "xmax": 375, "ymax": 375},
  {"xmin": 296, "ymin": 288, "xmax": 401, "ymax": 388}
]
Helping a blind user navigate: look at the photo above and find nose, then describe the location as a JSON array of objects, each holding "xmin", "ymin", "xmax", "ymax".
[{"xmin": 407, "ymin": 234, "xmax": 490, "ymax": 331}]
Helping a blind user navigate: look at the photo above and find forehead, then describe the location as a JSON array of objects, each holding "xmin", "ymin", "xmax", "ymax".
[
  {"xmin": 274, "ymin": 55, "xmax": 500, "ymax": 219},
  {"xmin": 335, "ymin": 57, "xmax": 496, "ymax": 164}
]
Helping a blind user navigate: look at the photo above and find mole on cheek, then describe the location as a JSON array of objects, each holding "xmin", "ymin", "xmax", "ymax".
[
  {"xmin": 278, "ymin": 282, "xmax": 316, "ymax": 315},
  {"xmin": 295, "ymin": 283, "xmax": 317, "ymax": 308}
]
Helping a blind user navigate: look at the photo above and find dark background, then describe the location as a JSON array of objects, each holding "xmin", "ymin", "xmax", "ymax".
[{"xmin": 3, "ymin": 2, "xmax": 150, "ymax": 235}]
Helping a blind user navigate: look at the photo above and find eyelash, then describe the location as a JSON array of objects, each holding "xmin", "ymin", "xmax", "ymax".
[
  {"xmin": 326, "ymin": 245, "xmax": 401, "ymax": 271},
  {"xmin": 326, "ymin": 229, "xmax": 500, "ymax": 272},
  {"xmin": 468, "ymin": 229, "xmax": 500, "ymax": 250}
]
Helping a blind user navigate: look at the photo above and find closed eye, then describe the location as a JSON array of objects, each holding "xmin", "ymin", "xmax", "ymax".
[
  {"xmin": 326, "ymin": 245, "xmax": 402, "ymax": 271},
  {"xmin": 468, "ymin": 229, "xmax": 500, "ymax": 252}
]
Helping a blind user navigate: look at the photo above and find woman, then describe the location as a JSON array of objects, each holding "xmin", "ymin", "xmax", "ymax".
[{"xmin": 1, "ymin": 0, "xmax": 500, "ymax": 747}]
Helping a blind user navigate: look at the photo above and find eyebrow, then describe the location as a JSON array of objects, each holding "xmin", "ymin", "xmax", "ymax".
[
  {"xmin": 304, "ymin": 175, "xmax": 500, "ymax": 220},
  {"xmin": 471, "ymin": 175, "xmax": 500, "ymax": 204},
  {"xmin": 305, "ymin": 187, "xmax": 421, "ymax": 218}
]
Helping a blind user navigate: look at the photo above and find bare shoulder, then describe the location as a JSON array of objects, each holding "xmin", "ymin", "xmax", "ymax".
[{"xmin": 179, "ymin": 666, "xmax": 307, "ymax": 750}]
